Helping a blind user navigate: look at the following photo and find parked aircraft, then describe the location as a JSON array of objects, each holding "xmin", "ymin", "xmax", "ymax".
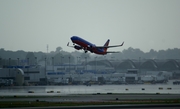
[{"xmin": 67, "ymin": 36, "xmax": 124, "ymax": 55}]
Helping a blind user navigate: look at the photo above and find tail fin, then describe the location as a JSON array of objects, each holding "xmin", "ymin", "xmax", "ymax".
[{"xmin": 104, "ymin": 39, "xmax": 110, "ymax": 52}]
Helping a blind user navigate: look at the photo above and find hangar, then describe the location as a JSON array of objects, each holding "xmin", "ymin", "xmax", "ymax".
[{"xmin": 161, "ymin": 59, "xmax": 180, "ymax": 71}]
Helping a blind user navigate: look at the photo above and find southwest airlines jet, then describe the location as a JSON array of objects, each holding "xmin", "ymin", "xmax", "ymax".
[{"xmin": 67, "ymin": 36, "xmax": 124, "ymax": 55}]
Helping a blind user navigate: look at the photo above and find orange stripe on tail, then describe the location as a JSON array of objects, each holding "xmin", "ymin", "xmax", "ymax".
[{"xmin": 104, "ymin": 39, "xmax": 110, "ymax": 52}]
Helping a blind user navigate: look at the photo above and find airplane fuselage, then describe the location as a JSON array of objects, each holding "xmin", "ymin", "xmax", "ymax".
[{"xmin": 71, "ymin": 36, "xmax": 107, "ymax": 55}]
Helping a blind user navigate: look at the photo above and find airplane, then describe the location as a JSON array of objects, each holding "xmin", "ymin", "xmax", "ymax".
[{"xmin": 67, "ymin": 36, "xmax": 124, "ymax": 55}]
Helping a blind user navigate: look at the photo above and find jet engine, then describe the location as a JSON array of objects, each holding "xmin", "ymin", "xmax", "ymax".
[
  {"xmin": 88, "ymin": 45, "xmax": 94, "ymax": 53},
  {"xmin": 74, "ymin": 45, "xmax": 82, "ymax": 50}
]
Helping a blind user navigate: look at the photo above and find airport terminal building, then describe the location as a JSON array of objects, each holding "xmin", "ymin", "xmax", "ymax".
[{"xmin": 0, "ymin": 59, "xmax": 180, "ymax": 86}]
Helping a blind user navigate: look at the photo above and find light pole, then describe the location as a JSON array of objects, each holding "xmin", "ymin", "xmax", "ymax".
[
  {"xmin": 76, "ymin": 57, "xmax": 80, "ymax": 84},
  {"xmin": 104, "ymin": 56, "xmax": 106, "ymax": 60},
  {"xmin": 111, "ymin": 57, "xmax": 114, "ymax": 61},
  {"xmin": 61, "ymin": 56, "xmax": 64, "ymax": 70},
  {"xmin": 27, "ymin": 58, "xmax": 29, "ymax": 73},
  {"xmin": 61, "ymin": 56, "xmax": 64, "ymax": 82},
  {"xmin": 85, "ymin": 57, "xmax": 87, "ymax": 71},
  {"xmin": 77, "ymin": 57, "xmax": 78, "ymax": 65},
  {"xmin": 69, "ymin": 56, "xmax": 70, "ymax": 76},
  {"xmin": 9, "ymin": 58, "xmax": 11, "ymax": 76},
  {"xmin": 45, "ymin": 57, "xmax": 47, "ymax": 85},
  {"xmin": 9, "ymin": 58, "xmax": 11, "ymax": 66},
  {"xmin": 77, "ymin": 57, "xmax": 81, "ymax": 65},
  {"xmin": 139, "ymin": 57, "xmax": 141, "ymax": 75},
  {"xmin": 27, "ymin": 58, "xmax": 30, "ymax": 66},
  {"xmin": 35, "ymin": 57, "xmax": 37, "ymax": 66},
  {"xmin": 34, "ymin": 57, "xmax": 37, "ymax": 81},
  {"xmin": 61, "ymin": 56, "xmax": 64, "ymax": 65},
  {"xmin": 27, "ymin": 58, "xmax": 29, "ymax": 65},
  {"xmin": 52, "ymin": 57, "xmax": 54, "ymax": 72},
  {"xmin": 0, "ymin": 58, "xmax": 1, "ymax": 67},
  {"xmin": 17, "ymin": 58, "xmax": 19, "ymax": 66},
  {"xmin": 95, "ymin": 57, "xmax": 97, "ymax": 73},
  {"xmin": 60, "ymin": 56, "xmax": 62, "ymax": 65}
]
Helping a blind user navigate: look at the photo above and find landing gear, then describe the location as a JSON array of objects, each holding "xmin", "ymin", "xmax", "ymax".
[{"xmin": 84, "ymin": 47, "xmax": 88, "ymax": 53}]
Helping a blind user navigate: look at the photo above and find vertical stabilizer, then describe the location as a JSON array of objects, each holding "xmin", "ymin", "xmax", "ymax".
[{"xmin": 104, "ymin": 39, "xmax": 110, "ymax": 52}]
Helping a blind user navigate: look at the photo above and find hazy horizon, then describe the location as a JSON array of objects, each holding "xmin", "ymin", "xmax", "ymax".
[
  {"xmin": 0, "ymin": 45, "xmax": 179, "ymax": 54},
  {"xmin": 0, "ymin": 0, "xmax": 180, "ymax": 53}
]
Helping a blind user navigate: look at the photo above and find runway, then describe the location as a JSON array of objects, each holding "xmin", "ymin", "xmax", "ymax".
[
  {"xmin": 0, "ymin": 94, "xmax": 180, "ymax": 102},
  {"xmin": 0, "ymin": 83, "xmax": 180, "ymax": 102},
  {"xmin": 1, "ymin": 82, "xmax": 180, "ymax": 96},
  {"xmin": 1, "ymin": 84, "xmax": 180, "ymax": 108}
]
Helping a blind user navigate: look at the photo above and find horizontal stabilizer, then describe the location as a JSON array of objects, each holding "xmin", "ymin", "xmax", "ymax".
[{"xmin": 106, "ymin": 51, "xmax": 121, "ymax": 53}]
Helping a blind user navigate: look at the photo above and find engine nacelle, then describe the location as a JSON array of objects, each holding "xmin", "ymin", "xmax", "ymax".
[
  {"xmin": 88, "ymin": 45, "xmax": 94, "ymax": 53},
  {"xmin": 74, "ymin": 45, "xmax": 82, "ymax": 50}
]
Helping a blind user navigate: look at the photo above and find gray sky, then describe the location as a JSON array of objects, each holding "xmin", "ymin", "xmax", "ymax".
[{"xmin": 0, "ymin": 0, "xmax": 180, "ymax": 53}]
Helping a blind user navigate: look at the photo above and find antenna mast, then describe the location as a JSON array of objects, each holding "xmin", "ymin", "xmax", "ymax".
[{"xmin": 47, "ymin": 44, "xmax": 48, "ymax": 54}]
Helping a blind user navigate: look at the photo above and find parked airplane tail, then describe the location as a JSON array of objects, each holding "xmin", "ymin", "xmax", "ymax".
[{"xmin": 104, "ymin": 39, "xmax": 110, "ymax": 52}]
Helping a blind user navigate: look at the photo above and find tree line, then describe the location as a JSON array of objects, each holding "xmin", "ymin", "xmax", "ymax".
[{"xmin": 0, "ymin": 47, "xmax": 180, "ymax": 66}]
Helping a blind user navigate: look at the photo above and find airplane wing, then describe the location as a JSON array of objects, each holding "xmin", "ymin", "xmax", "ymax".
[{"xmin": 96, "ymin": 42, "xmax": 124, "ymax": 48}]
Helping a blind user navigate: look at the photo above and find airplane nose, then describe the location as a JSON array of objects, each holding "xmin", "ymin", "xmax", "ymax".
[{"xmin": 71, "ymin": 36, "xmax": 78, "ymax": 41}]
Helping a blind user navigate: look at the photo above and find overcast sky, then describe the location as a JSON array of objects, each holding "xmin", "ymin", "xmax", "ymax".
[{"xmin": 0, "ymin": 0, "xmax": 180, "ymax": 53}]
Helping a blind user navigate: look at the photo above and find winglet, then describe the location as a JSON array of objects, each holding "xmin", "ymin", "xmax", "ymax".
[
  {"xmin": 120, "ymin": 42, "xmax": 124, "ymax": 46},
  {"xmin": 67, "ymin": 42, "xmax": 74, "ymax": 48}
]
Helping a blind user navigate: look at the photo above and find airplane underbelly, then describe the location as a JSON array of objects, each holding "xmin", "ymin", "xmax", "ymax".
[{"xmin": 94, "ymin": 49, "xmax": 105, "ymax": 54}]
